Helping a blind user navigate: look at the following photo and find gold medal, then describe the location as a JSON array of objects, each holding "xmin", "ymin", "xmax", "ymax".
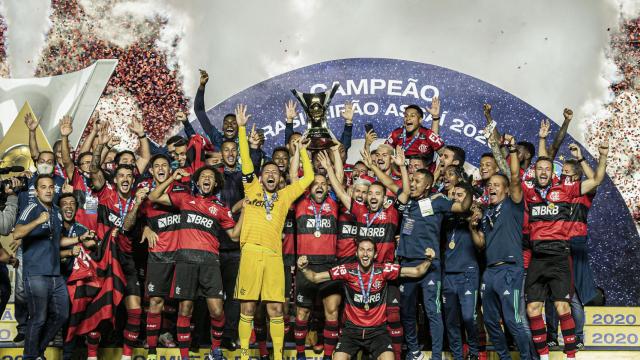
[
  {"xmin": 364, "ymin": 303, "xmax": 370, "ymax": 311},
  {"xmin": 314, "ymin": 230, "xmax": 321, "ymax": 238},
  {"xmin": 266, "ymin": 213, "xmax": 273, "ymax": 221},
  {"xmin": 548, "ymin": 203, "xmax": 555, "ymax": 210},
  {"xmin": 449, "ymin": 241, "xmax": 455, "ymax": 250}
]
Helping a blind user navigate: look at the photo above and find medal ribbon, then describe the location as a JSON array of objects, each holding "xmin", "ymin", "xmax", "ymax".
[
  {"xmin": 310, "ymin": 199, "xmax": 324, "ymax": 234},
  {"xmin": 364, "ymin": 209, "xmax": 383, "ymax": 229},
  {"xmin": 356, "ymin": 266, "xmax": 375, "ymax": 309},
  {"xmin": 118, "ymin": 197, "xmax": 133, "ymax": 229},
  {"xmin": 262, "ymin": 190, "xmax": 278, "ymax": 218},
  {"xmin": 401, "ymin": 128, "xmax": 419, "ymax": 152}
]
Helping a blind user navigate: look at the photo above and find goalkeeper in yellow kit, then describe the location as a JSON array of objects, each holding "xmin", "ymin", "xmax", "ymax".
[{"xmin": 233, "ymin": 104, "xmax": 314, "ymax": 360}]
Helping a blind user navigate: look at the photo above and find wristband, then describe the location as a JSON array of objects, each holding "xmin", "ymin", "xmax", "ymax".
[
  {"xmin": 577, "ymin": 158, "xmax": 585, "ymax": 163},
  {"xmin": 137, "ymin": 134, "xmax": 146, "ymax": 139},
  {"xmin": 509, "ymin": 148, "xmax": 518, "ymax": 153},
  {"xmin": 432, "ymin": 117, "xmax": 440, "ymax": 121}
]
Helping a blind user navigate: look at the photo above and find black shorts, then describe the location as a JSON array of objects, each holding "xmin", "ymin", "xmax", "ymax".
[
  {"xmin": 171, "ymin": 259, "xmax": 223, "ymax": 300},
  {"xmin": 335, "ymin": 324, "xmax": 393, "ymax": 359},
  {"xmin": 146, "ymin": 262, "xmax": 175, "ymax": 297},
  {"xmin": 525, "ymin": 253, "xmax": 573, "ymax": 303},
  {"xmin": 119, "ymin": 251, "xmax": 146, "ymax": 297},
  {"xmin": 295, "ymin": 263, "xmax": 342, "ymax": 308},
  {"xmin": 386, "ymin": 282, "xmax": 400, "ymax": 306}
]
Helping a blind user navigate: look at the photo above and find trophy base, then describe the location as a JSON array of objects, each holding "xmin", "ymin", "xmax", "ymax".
[{"xmin": 305, "ymin": 128, "xmax": 335, "ymax": 150}]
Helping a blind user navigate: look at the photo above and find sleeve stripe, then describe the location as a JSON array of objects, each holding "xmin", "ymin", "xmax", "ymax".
[{"xmin": 19, "ymin": 203, "xmax": 37, "ymax": 222}]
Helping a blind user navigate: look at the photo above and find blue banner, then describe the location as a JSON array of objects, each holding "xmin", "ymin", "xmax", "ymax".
[{"xmin": 195, "ymin": 58, "xmax": 640, "ymax": 305}]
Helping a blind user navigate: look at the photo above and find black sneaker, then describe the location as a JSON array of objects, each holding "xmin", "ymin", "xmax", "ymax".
[
  {"xmin": 546, "ymin": 339, "xmax": 559, "ymax": 348},
  {"xmin": 12, "ymin": 333, "xmax": 25, "ymax": 346},
  {"xmin": 465, "ymin": 354, "xmax": 479, "ymax": 360},
  {"xmin": 221, "ymin": 338, "xmax": 238, "ymax": 351},
  {"xmin": 576, "ymin": 341, "xmax": 585, "ymax": 351},
  {"xmin": 260, "ymin": 355, "xmax": 270, "ymax": 360}
]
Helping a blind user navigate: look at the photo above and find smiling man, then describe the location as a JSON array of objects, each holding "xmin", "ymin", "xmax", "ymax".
[
  {"xmin": 233, "ymin": 104, "xmax": 314, "ymax": 360},
  {"xmin": 385, "ymin": 100, "xmax": 444, "ymax": 157}
]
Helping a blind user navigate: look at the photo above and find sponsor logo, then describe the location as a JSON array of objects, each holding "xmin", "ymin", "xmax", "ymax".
[
  {"xmin": 427, "ymin": 280, "xmax": 435, "ymax": 286},
  {"xmin": 148, "ymin": 283, "xmax": 155, "ymax": 292},
  {"xmin": 305, "ymin": 218, "xmax": 332, "ymax": 229},
  {"xmin": 531, "ymin": 205, "xmax": 559, "ymax": 216},
  {"xmin": 354, "ymin": 292, "xmax": 381, "ymax": 304},
  {"xmin": 465, "ymin": 290, "xmax": 472, "ymax": 295},
  {"xmin": 158, "ymin": 214, "xmax": 181, "ymax": 229},
  {"xmin": 186, "ymin": 213, "xmax": 214, "ymax": 228},
  {"xmin": 108, "ymin": 213, "xmax": 123, "ymax": 227},
  {"xmin": 503, "ymin": 290, "xmax": 510, "ymax": 295},
  {"xmin": 341, "ymin": 224, "xmax": 358, "ymax": 235},
  {"xmin": 359, "ymin": 227, "xmax": 386, "ymax": 237},
  {"xmin": 175, "ymin": 286, "xmax": 181, "ymax": 295}
]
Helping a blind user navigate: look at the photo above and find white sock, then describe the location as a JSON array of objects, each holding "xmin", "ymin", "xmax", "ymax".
[{"xmin": 540, "ymin": 355, "xmax": 549, "ymax": 360}]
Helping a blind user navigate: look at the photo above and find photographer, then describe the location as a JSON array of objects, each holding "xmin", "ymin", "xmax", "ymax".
[{"xmin": 0, "ymin": 177, "xmax": 21, "ymax": 331}]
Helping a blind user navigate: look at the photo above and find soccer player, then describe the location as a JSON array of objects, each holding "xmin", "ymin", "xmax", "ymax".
[
  {"xmin": 297, "ymin": 239, "xmax": 436, "ymax": 360},
  {"xmin": 336, "ymin": 177, "xmax": 371, "ymax": 265},
  {"xmin": 323, "ymin": 148, "xmax": 407, "ymax": 360},
  {"xmin": 386, "ymin": 161, "xmax": 471, "ymax": 360},
  {"xmin": 293, "ymin": 173, "xmax": 341, "ymax": 360},
  {"xmin": 522, "ymin": 142, "xmax": 609, "ymax": 360},
  {"xmin": 90, "ymin": 127, "xmax": 142, "ymax": 360},
  {"xmin": 233, "ymin": 104, "xmax": 314, "ymax": 360},
  {"xmin": 442, "ymin": 183, "xmax": 480, "ymax": 360},
  {"xmin": 385, "ymin": 98, "xmax": 444, "ymax": 157},
  {"xmin": 149, "ymin": 165, "xmax": 243, "ymax": 360}
]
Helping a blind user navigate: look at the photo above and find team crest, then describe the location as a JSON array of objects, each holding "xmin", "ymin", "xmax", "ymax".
[
  {"xmin": 209, "ymin": 206, "xmax": 218, "ymax": 215},
  {"xmin": 549, "ymin": 191, "xmax": 560, "ymax": 201},
  {"xmin": 418, "ymin": 143, "xmax": 428, "ymax": 152}
]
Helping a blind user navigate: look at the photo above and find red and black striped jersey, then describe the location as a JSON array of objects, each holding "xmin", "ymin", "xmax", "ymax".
[
  {"xmin": 351, "ymin": 200, "xmax": 399, "ymax": 263},
  {"xmin": 96, "ymin": 184, "xmax": 136, "ymax": 253},
  {"xmin": 329, "ymin": 262, "xmax": 400, "ymax": 328},
  {"xmin": 564, "ymin": 192, "xmax": 595, "ymax": 238},
  {"xmin": 168, "ymin": 191, "xmax": 235, "ymax": 263},
  {"xmin": 523, "ymin": 177, "xmax": 582, "ymax": 242},
  {"xmin": 70, "ymin": 168, "xmax": 98, "ymax": 231},
  {"xmin": 337, "ymin": 205, "xmax": 358, "ymax": 264},
  {"xmin": 295, "ymin": 196, "xmax": 338, "ymax": 264}
]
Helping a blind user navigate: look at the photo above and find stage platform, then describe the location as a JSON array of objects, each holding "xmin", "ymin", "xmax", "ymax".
[{"xmin": 0, "ymin": 306, "xmax": 637, "ymax": 358}]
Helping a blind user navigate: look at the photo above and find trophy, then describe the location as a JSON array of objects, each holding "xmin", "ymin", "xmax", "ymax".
[{"xmin": 291, "ymin": 83, "xmax": 339, "ymax": 150}]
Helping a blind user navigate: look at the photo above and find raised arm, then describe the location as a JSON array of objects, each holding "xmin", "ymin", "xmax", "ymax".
[
  {"xmin": 59, "ymin": 115, "xmax": 76, "ymax": 179},
  {"xmin": 284, "ymin": 100, "xmax": 297, "ymax": 145},
  {"xmin": 79, "ymin": 116, "xmax": 99, "ymax": 155},
  {"xmin": 289, "ymin": 137, "xmax": 301, "ymax": 182},
  {"xmin": 129, "ymin": 118, "xmax": 150, "ymax": 174},
  {"xmin": 25, "ymin": 113, "xmax": 41, "ymax": 161},
  {"xmin": 548, "ymin": 108, "xmax": 573, "ymax": 161},
  {"xmin": 580, "ymin": 141, "xmax": 608, "ymax": 195},
  {"xmin": 505, "ymin": 134, "xmax": 523, "ymax": 203},
  {"xmin": 569, "ymin": 143, "xmax": 595, "ymax": 180},
  {"xmin": 148, "ymin": 169, "xmax": 189, "ymax": 206},
  {"xmin": 297, "ymin": 255, "xmax": 332, "ymax": 283},
  {"xmin": 426, "ymin": 96, "xmax": 441, "ymax": 135},
  {"xmin": 90, "ymin": 126, "xmax": 109, "ymax": 191},
  {"xmin": 236, "ymin": 104, "xmax": 254, "ymax": 175},
  {"xmin": 339, "ymin": 102, "xmax": 354, "ymax": 151},
  {"xmin": 331, "ymin": 143, "xmax": 345, "ymax": 185},
  {"xmin": 195, "ymin": 70, "xmax": 224, "ymax": 148},
  {"xmin": 538, "ymin": 119, "xmax": 551, "ymax": 157},
  {"xmin": 468, "ymin": 206, "xmax": 486, "ymax": 249},
  {"xmin": 176, "ymin": 111, "xmax": 196, "ymax": 139},
  {"xmin": 400, "ymin": 248, "xmax": 435, "ymax": 277},
  {"xmin": 13, "ymin": 211, "xmax": 49, "ymax": 241},
  {"xmin": 483, "ymin": 104, "xmax": 510, "ymax": 180},
  {"xmin": 318, "ymin": 153, "xmax": 352, "ymax": 210},
  {"xmin": 296, "ymin": 140, "xmax": 315, "ymax": 189},
  {"xmin": 123, "ymin": 187, "xmax": 149, "ymax": 231}
]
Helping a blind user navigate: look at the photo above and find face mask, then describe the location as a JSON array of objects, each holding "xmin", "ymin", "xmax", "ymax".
[
  {"xmin": 37, "ymin": 163, "xmax": 54, "ymax": 175},
  {"xmin": 170, "ymin": 160, "xmax": 180, "ymax": 171}
]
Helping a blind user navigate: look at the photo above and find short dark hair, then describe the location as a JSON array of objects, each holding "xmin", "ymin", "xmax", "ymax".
[
  {"xmin": 405, "ymin": 104, "xmax": 424, "ymax": 119},
  {"xmin": 58, "ymin": 192, "xmax": 77, "ymax": 206},
  {"xmin": 287, "ymin": 132, "xmax": 303, "ymax": 145},
  {"xmin": 445, "ymin": 145, "xmax": 466, "ymax": 165},
  {"xmin": 115, "ymin": 150, "xmax": 136, "ymax": 164},
  {"xmin": 369, "ymin": 181, "xmax": 386, "ymax": 193},
  {"xmin": 193, "ymin": 165, "xmax": 224, "ymax": 192},
  {"xmin": 491, "ymin": 173, "xmax": 511, "ymax": 187},
  {"xmin": 114, "ymin": 163, "xmax": 135, "ymax": 176},
  {"xmin": 261, "ymin": 161, "xmax": 281, "ymax": 174},
  {"xmin": 76, "ymin": 151, "xmax": 93, "ymax": 164},
  {"xmin": 453, "ymin": 181, "xmax": 475, "ymax": 196},
  {"xmin": 35, "ymin": 173, "xmax": 54, "ymax": 187},
  {"xmin": 221, "ymin": 139, "xmax": 237, "ymax": 149},
  {"xmin": 480, "ymin": 152, "xmax": 494, "ymax": 160},
  {"xmin": 166, "ymin": 135, "xmax": 185, "ymax": 146},
  {"xmin": 536, "ymin": 156, "xmax": 553, "ymax": 166},
  {"xmin": 415, "ymin": 168, "xmax": 435, "ymax": 184},
  {"xmin": 53, "ymin": 140, "xmax": 62, "ymax": 151},
  {"xmin": 356, "ymin": 238, "xmax": 377, "ymax": 252},
  {"xmin": 408, "ymin": 155, "xmax": 429, "ymax": 168},
  {"xmin": 563, "ymin": 159, "xmax": 583, "ymax": 178},
  {"xmin": 223, "ymin": 113, "xmax": 236, "ymax": 120},
  {"xmin": 272, "ymin": 146, "xmax": 290, "ymax": 158},
  {"xmin": 149, "ymin": 153, "xmax": 171, "ymax": 166},
  {"xmin": 38, "ymin": 150, "xmax": 55, "ymax": 161},
  {"xmin": 517, "ymin": 141, "xmax": 535, "ymax": 159}
]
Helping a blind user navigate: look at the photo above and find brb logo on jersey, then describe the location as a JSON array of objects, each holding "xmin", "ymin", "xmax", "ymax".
[
  {"xmin": 341, "ymin": 224, "xmax": 358, "ymax": 235},
  {"xmin": 186, "ymin": 213, "xmax": 214, "ymax": 228},
  {"xmin": 531, "ymin": 205, "xmax": 559, "ymax": 216},
  {"xmin": 158, "ymin": 214, "xmax": 181, "ymax": 229},
  {"xmin": 306, "ymin": 218, "xmax": 332, "ymax": 229}
]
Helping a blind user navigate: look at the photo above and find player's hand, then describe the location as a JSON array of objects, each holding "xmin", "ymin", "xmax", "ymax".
[
  {"xmin": 598, "ymin": 139, "xmax": 609, "ymax": 157},
  {"xmin": 569, "ymin": 143, "xmax": 582, "ymax": 160},
  {"xmin": 392, "ymin": 145, "xmax": 406, "ymax": 167},
  {"xmin": 24, "ymin": 113, "xmax": 39, "ymax": 131},
  {"xmin": 285, "ymin": 100, "xmax": 298, "ymax": 122},
  {"xmin": 341, "ymin": 101, "xmax": 354, "ymax": 123},
  {"xmin": 360, "ymin": 149, "xmax": 374, "ymax": 169},
  {"xmin": 297, "ymin": 255, "xmax": 309, "ymax": 269},
  {"xmin": 142, "ymin": 226, "xmax": 158, "ymax": 248},
  {"xmin": 235, "ymin": 104, "xmax": 251, "ymax": 127},
  {"xmin": 424, "ymin": 248, "xmax": 435, "ymax": 260},
  {"xmin": 426, "ymin": 96, "xmax": 440, "ymax": 119},
  {"xmin": 468, "ymin": 205, "xmax": 482, "ymax": 226},
  {"xmin": 563, "ymin": 108, "xmax": 573, "ymax": 122},
  {"xmin": 8, "ymin": 256, "xmax": 18, "ymax": 268},
  {"xmin": 37, "ymin": 211, "xmax": 50, "ymax": 225},
  {"xmin": 539, "ymin": 119, "xmax": 551, "ymax": 139},
  {"xmin": 364, "ymin": 129, "xmax": 377, "ymax": 148},
  {"xmin": 503, "ymin": 134, "xmax": 515, "ymax": 147},
  {"xmin": 61, "ymin": 179, "xmax": 73, "ymax": 194},
  {"xmin": 173, "ymin": 168, "xmax": 190, "ymax": 181},
  {"xmin": 60, "ymin": 115, "xmax": 73, "ymax": 137},
  {"xmin": 199, "ymin": 69, "xmax": 209, "ymax": 87},
  {"xmin": 72, "ymin": 245, "xmax": 81, "ymax": 256},
  {"xmin": 80, "ymin": 231, "xmax": 96, "ymax": 243},
  {"xmin": 135, "ymin": 187, "xmax": 149, "ymax": 203},
  {"xmin": 317, "ymin": 151, "xmax": 333, "ymax": 171},
  {"xmin": 128, "ymin": 118, "xmax": 145, "ymax": 137},
  {"xmin": 175, "ymin": 111, "xmax": 188, "ymax": 124},
  {"xmin": 8, "ymin": 238, "xmax": 21, "ymax": 253}
]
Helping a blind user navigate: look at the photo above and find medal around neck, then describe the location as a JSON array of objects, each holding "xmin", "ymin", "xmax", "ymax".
[{"xmin": 291, "ymin": 83, "xmax": 339, "ymax": 150}]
